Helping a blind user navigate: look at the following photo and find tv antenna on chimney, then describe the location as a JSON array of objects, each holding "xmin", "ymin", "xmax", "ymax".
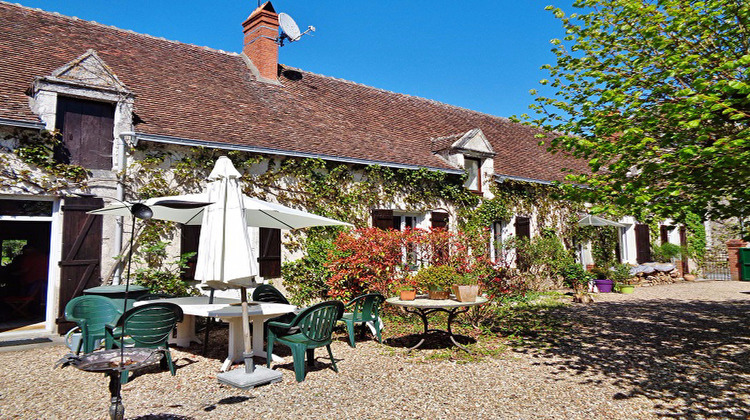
[{"xmin": 277, "ymin": 12, "xmax": 315, "ymax": 46}]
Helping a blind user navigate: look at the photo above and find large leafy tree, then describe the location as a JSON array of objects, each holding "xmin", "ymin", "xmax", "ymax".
[{"xmin": 529, "ymin": 0, "xmax": 750, "ymax": 224}]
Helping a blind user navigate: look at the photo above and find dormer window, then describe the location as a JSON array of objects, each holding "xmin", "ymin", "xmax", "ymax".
[{"xmin": 464, "ymin": 157, "xmax": 482, "ymax": 192}]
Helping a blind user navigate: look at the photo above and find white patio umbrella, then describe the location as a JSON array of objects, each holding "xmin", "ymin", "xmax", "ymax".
[
  {"xmin": 90, "ymin": 193, "xmax": 352, "ymax": 230},
  {"xmin": 191, "ymin": 156, "xmax": 271, "ymax": 387},
  {"xmin": 577, "ymin": 214, "xmax": 626, "ymax": 228}
]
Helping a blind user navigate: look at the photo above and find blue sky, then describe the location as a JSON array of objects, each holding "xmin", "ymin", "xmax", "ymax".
[{"xmin": 15, "ymin": 1, "xmax": 571, "ymax": 119}]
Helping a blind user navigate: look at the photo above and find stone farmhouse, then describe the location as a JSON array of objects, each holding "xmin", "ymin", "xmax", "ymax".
[{"xmin": 0, "ymin": 2, "xmax": 684, "ymax": 335}]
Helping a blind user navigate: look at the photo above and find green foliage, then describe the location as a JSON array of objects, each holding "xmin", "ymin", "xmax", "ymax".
[
  {"xmin": 280, "ymin": 232, "xmax": 337, "ymax": 306},
  {"xmin": 132, "ymin": 251, "xmax": 197, "ymax": 296},
  {"xmin": 560, "ymin": 261, "xmax": 593, "ymax": 289},
  {"xmin": 1, "ymin": 239, "xmax": 26, "ymax": 266},
  {"xmin": 130, "ymin": 221, "xmax": 198, "ymax": 297},
  {"xmin": 651, "ymin": 242, "xmax": 683, "ymax": 263},
  {"xmin": 609, "ymin": 263, "xmax": 633, "ymax": 284},
  {"xmin": 529, "ymin": 0, "xmax": 750, "ymax": 227},
  {"xmin": 685, "ymin": 212, "xmax": 707, "ymax": 262},
  {"xmin": 515, "ymin": 230, "xmax": 574, "ymax": 280},
  {"xmin": 413, "ymin": 265, "xmax": 460, "ymax": 291},
  {"xmin": 574, "ymin": 225, "xmax": 619, "ymax": 268},
  {"xmin": 1, "ymin": 129, "xmax": 89, "ymax": 192}
]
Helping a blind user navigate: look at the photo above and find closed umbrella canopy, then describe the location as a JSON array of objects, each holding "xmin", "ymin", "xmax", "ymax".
[
  {"xmin": 577, "ymin": 214, "xmax": 626, "ymax": 228},
  {"xmin": 194, "ymin": 156, "xmax": 258, "ymax": 290}
]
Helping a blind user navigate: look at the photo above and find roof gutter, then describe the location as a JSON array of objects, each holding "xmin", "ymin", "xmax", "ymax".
[
  {"xmin": 494, "ymin": 174, "xmax": 555, "ymax": 186},
  {"xmin": 135, "ymin": 132, "xmax": 464, "ymax": 174},
  {"xmin": 0, "ymin": 117, "xmax": 45, "ymax": 130}
]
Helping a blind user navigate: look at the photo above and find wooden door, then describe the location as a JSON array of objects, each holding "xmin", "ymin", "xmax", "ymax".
[
  {"xmin": 635, "ymin": 223, "xmax": 652, "ymax": 264},
  {"xmin": 258, "ymin": 227, "xmax": 281, "ymax": 279},
  {"xmin": 515, "ymin": 216, "xmax": 531, "ymax": 270},
  {"xmin": 57, "ymin": 196, "xmax": 104, "ymax": 333}
]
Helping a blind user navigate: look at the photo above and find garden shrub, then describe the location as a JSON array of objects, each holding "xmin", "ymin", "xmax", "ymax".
[
  {"xmin": 280, "ymin": 233, "xmax": 337, "ymax": 305},
  {"xmin": 325, "ymin": 228, "xmax": 405, "ymax": 300},
  {"xmin": 651, "ymin": 242, "xmax": 683, "ymax": 263}
]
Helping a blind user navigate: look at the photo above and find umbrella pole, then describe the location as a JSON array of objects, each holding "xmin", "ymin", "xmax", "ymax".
[{"xmin": 240, "ymin": 286, "xmax": 254, "ymax": 373}]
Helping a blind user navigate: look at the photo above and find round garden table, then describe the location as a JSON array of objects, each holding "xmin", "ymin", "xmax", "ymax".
[{"xmin": 386, "ymin": 295, "xmax": 488, "ymax": 352}]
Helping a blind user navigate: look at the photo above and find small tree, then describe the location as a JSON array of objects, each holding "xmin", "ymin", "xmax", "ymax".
[{"xmin": 529, "ymin": 0, "xmax": 750, "ymax": 226}]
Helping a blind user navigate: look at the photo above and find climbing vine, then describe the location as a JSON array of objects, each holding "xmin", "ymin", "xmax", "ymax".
[{"xmin": 0, "ymin": 129, "xmax": 89, "ymax": 193}]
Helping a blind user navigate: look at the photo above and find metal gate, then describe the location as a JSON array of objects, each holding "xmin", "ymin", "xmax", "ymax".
[{"xmin": 701, "ymin": 248, "xmax": 730, "ymax": 280}]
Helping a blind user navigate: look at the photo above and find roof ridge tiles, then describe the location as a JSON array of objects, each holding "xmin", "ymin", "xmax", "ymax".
[
  {"xmin": 4, "ymin": 1, "xmax": 239, "ymax": 57},
  {"xmin": 280, "ymin": 64, "xmax": 518, "ymax": 124}
]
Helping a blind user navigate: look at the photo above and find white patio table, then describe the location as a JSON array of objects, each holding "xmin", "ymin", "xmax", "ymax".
[{"xmin": 134, "ymin": 296, "xmax": 296, "ymax": 371}]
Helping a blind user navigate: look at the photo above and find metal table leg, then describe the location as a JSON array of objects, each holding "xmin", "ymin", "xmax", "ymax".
[{"xmin": 403, "ymin": 306, "xmax": 471, "ymax": 352}]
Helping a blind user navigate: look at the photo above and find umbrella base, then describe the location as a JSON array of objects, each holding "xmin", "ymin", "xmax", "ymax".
[{"xmin": 217, "ymin": 365, "xmax": 282, "ymax": 390}]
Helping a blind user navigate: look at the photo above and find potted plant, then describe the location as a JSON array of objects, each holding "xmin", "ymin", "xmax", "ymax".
[
  {"xmin": 451, "ymin": 273, "xmax": 479, "ymax": 302},
  {"xmin": 610, "ymin": 263, "xmax": 636, "ymax": 293},
  {"xmin": 590, "ymin": 266, "xmax": 614, "ymax": 293},
  {"xmin": 413, "ymin": 265, "xmax": 456, "ymax": 300},
  {"xmin": 560, "ymin": 261, "xmax": 594, "ymax": 303}
]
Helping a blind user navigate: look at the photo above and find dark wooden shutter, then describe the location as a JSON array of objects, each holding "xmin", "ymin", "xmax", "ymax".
[
  {"xmin": 635, "ymin": 223, "xmax": 652, "ymax": 264},
  {"xmin": 180, "ymin": 225, "xmax": 201, "ymax": 281},
  {"xmin": 660, "ymin": 225, "xmax": 670, "ymax": 244},
  {"xmin": 515, "ymin": 216, "xmax": 531, "ymax": 270},
  {"xmin": 55, "ymin": 96, "xmax": 115, "ymax": 169},
  {"xmin": 431, "ymin": 212, "xmax": 449, "ymax": 230},
  {"xmin": 372, "ymin": 209, "xmax": 394, "ymax": 230},
  {"xmin": 57, "ymin": 196, "xmax": 103, "ymax": 333},
  {"xmin": 258, "ymin": 227, "xmax": 281, "ymax": 279},
  {"xmin": 679, "ymin": 226, "xmax": 688, "ymax": 274},
  {"xmin": 431, "ymin": 212, "xmax": 450, "ymax": 264}
]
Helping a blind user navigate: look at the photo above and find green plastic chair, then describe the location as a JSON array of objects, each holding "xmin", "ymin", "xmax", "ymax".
[
  {"xmin": 252, "ymin": 284, "xmax": 290, "ymax": 304},
  {"xmin": 341, "ymin": 293, "xmax": 385, "ymax": 348},
  {"xmin": 253, "ymin": 284, "xmax": 296, "ymax": 336},
  {"xmin": 266, "ymin": 300, "xmax": 344, "ymax": 382},
  {"xmin": 64, "ymin": 295, "xmax": 122, "ymax": 355},
  {"xmin": 104, "ymin": 302, "xmax": 183, "ymax": 383}
]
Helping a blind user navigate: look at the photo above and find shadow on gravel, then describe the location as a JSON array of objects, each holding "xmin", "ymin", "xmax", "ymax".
[{"xmin": 520, "ymin": 299, "xmax": 750, "ymax": 419}]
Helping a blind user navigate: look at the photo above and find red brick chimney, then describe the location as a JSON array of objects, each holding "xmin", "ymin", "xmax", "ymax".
[{"xmin": 242, "ymin": 2, "xmax": 279, "ymax": 82}]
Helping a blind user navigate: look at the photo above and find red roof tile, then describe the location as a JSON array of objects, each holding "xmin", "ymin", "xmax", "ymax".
[{"xmin": 0, "ymin": 2, "xmax": 586, "ymax": 182}]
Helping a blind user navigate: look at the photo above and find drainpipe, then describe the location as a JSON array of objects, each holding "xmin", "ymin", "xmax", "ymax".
[{"xmin": 113, "ymin": 132, "xmax": 136, "ymax": 285}]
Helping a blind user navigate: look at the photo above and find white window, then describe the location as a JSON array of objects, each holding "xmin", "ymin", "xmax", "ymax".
[{"xmin": 464, "ymin": 157, "xmax": 481, "ymax": 192}]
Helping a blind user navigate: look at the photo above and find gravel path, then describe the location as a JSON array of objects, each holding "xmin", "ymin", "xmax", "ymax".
[{"xmin": 0, "ymin": 281, "xmax": 748, "ymax": 419}]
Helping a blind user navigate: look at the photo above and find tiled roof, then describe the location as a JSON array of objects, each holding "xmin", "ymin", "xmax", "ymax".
[{"xmin": 0, "ymin": 2, "xmax": 586, "ymax": 182}]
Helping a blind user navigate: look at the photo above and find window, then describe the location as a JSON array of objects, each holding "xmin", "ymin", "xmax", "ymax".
[
  {"xmin": 54, "ymin": 96, "xmax": 115, "ymax": 169},
  {"xmin": 464, "ymin": 157, "xmax": 481, "ymax": 192},
  {"xmin": 372, "ymin": 210, "xmax": 418, "ymax": 231}
]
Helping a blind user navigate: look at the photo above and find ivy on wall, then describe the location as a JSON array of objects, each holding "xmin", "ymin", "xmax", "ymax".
[{"xmin": 0, "ymin": 129, "xmax": 89, "ymax": 193}]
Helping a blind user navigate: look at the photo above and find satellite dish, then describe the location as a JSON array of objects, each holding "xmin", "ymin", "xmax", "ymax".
[
  {"xmin": 279, "ymin": 13, "xmax": 301, "ymax": 42},
  {"xmin": 277, "ymin": 12, "xmax": 315, "ymax": 46}
]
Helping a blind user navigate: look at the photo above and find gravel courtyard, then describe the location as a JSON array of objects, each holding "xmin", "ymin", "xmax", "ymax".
[{"xmin": 1, "ymin": 280, "xmax": 748, "ymax": 419}]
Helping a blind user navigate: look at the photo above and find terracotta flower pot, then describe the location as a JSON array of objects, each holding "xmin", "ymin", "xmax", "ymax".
[
  {"xmin": 399, "ymin": 290, "xmax": 416, "ymax": 301},
  {"xmin": 452, "ymin": 285, "xmax": 479, "ymax": 302}
]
